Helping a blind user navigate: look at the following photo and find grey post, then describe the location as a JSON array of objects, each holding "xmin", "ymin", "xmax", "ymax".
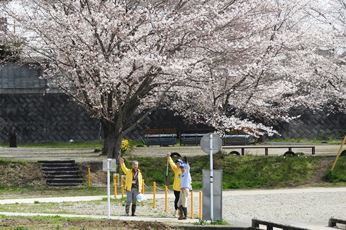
[{"xmin": 209, "ymin": 133, "xmax": 214, "ymax": 221}]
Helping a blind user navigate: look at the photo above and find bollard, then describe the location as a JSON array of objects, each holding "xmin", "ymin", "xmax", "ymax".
[
  {"xmin": 115, "ymin": 173, "xmax": 120, "ymax": 184},
  {"xmin": 199, "ymin": 191, "xmax": 203, "ymax": 220},
  {"xmin": 190, "ymin": 190, "xmax": 194, "ymax": 219},
  {"xmin": 164, "ymin": 185, "xmax": 168, "ymax": 212},
  {"xmin": 121, "ymin": 176, "xmax": 125, "ymax": 199},
  {"xmin": 113, "ymin": 174, "xmax": 117, "ymax": 197},
  {"xmin": 87, "ymin": 165, "xmax": 91, "ymax": 189},
  {"xmin": 153, "ymin": 182, "xmax": 156, "ymax": 208},
  {"xmin": 142, "ymin": 179, "xmax": 145, "ymax": 194}
]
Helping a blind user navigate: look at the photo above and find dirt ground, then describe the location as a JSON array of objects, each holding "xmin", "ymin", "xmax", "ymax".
[
  {"xmin": 309, "ymin": 156, "xmax": 334, "ymax": 184},
  {"xmin": 0, "ymin": 217, "xmax": 173, "ymax": 230}
]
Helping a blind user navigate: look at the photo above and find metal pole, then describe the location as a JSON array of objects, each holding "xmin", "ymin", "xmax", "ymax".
[
  {"xmin": 107, "ymin": 159, "xmax": 111, "ymax": 219},
  {"xmin": 209, "ymin": 133, "xmax": 214, "ymax": 222}
]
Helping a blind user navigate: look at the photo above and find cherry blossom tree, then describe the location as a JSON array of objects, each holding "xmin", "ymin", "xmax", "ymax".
[
  {"xmin": 305, "ymin": 0, "xmax": 346, "ymax": 113},
  {"xmin": 4, "ymin": 0, "xmax": 334, "ymax": 158},
  {"xmin": 171, "ymin": 0, "xmax": 330, "ymax": 136}
]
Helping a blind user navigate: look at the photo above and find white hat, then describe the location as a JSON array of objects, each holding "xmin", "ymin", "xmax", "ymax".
[{"xmin": 136, "ymin": 193, "xmax": 146, "ymax": 203}]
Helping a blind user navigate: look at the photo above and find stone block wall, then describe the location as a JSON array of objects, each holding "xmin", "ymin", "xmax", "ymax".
[{"xmin": 0, "ymin": 93, "xmax": 100, "ymax": 143}]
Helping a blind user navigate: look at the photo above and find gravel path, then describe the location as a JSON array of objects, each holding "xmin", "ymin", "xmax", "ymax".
[
  {"xmin": 1, "ymin": 187, "xmax": 346, "ymax": 228},
  {"xmin": 0, "ymin": 144, "xmax": 341, "ymax": 162},
  {"xmin": 0, "ymin": 147, "xmax": 102, "ymax": 162},
  {"xmin": 223, "ymin": 187, "xmax": 346, "ymax": 228}
]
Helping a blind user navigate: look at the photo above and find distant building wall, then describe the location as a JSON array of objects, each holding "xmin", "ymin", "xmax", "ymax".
[{"xmin": 0, "ymin": 62, "xmax": 344, "ymax": 143}]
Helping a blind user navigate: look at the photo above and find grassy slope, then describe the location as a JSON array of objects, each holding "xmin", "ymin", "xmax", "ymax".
[
  {"xmin": 0, "ymin": 139, "xmax": 143, "ymax": 149},
  {"xmin": 1, "ymin": 155, "xmax": 345, "ymax": 197},
  {"xmin": 129, "ymin": 155, "xmax": 321, "ymax": 189}
]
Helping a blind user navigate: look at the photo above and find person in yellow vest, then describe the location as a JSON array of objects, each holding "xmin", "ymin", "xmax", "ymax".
[
  {"xmin": 119, "ymin": 157, "xmax": 143, "ymax": 216},
  {"xmin": 167, "ymin": 154, "xmax": 184, "ymax": 217}
]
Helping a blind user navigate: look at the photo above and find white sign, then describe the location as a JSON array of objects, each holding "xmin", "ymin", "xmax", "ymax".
[
  {"xmin": 104, "ymin": 159, "xmax": 116, "ymax": 219},
  {"xmin": 200, "ymin": 133, "xmax": 222, "ymax": 154},
  {"xmin": 103, "ymin": 159, "xmax": 117, "ymax": 172}
]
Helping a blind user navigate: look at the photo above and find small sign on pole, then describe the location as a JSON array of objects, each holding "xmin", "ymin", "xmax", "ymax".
[
  {"xmin": 200, "ymin": 133, "xmax": 222, "ymax": 222},
  {"xmin": 103, "ymin": 159, "xmax": 117, "ymax": 172},
  {"xmin": 103, "ymin": 159, "xmax": 117, "ymax": 219}
]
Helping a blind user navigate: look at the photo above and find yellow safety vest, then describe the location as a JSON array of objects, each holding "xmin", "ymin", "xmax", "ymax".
[
  {"xmin": 120, "ymin": 162, "xmax": 143, "ymax": 192},
  {"xmin": 168, "ymin": 156, "xmax": 182, "ymax": 191}
]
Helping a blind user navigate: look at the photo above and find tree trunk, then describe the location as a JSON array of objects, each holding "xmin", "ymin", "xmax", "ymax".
[{"xmin": 101, "ymin": 120, "xmax": 122, "ymax": 159}]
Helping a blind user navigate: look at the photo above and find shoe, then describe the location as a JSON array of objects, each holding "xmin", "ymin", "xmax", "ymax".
[
  {"xmin": 178, "ymin": 215, "xmax": 187, "ymax": 220},
  {"xmin": 131, "ymin": 204, "xmax": 136, "ymax": 216},
  {"xmin": 182, "ymin": 207, "xmax": 188, "ymax": 219},
  {"xmin": 178, "ymin": 206, "xmax": 184, "ymax": 220},
  {"xmin": 174, "ymin": 209, "xmax": 179, "ymax": 217},
  {"xmin": 125, "ymin": 205, "xmax": 130, "ymax": 216}
]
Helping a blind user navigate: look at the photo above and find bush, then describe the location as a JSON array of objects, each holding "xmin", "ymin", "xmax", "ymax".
[{"xmin": 120, "ymin": 139, "xmax": 129, "ymax": 153}]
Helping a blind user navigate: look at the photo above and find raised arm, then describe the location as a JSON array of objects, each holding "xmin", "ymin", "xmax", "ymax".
[
  {"xmin": 167, "ymin": 154, "xmax": 179, "ymax": 172},
  {"xmin": 119, "ymin": 157, "xmax": 130, "ymax": 174}
]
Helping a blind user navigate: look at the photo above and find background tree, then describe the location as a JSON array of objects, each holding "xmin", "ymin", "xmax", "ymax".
[
  {"xmin": 305, "ymin": 0, "xmax": 346, "ymax": 113},
  {"xmin": 171, "ymin": 0, "xmax": 330, "ymax": 136},
  {"xmin": 4, "ymin": 0, "xmax": 336, "ymax": 158}
]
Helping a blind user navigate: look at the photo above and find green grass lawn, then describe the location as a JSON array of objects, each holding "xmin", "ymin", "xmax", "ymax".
[
  {"xmin": 267, "ymin": 137, "xmax": 343, "ymax": 145},
  {"xmin": 1, "ymin": 136, "xmax": 342, "ymax": 149},
  {"xmin": 0, "ymin": 140, "xmax": 103, "ymax": 149},
  {"xmin": 0, "ymin": 139, "xmax": 144, "ymax": 151}
]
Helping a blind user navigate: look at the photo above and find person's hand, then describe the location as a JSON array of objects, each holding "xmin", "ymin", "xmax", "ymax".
[{"xmin": 118, "ymin": 157, "xmax": 124, "ymax": 164}]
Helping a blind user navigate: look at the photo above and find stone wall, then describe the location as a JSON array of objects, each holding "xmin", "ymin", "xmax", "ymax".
[
  {"xmin": 0, "ymin": 63, "xmax": 344, "ymax": 142},
  {"xmin": 277, "ymin": 110, "xmax": 346, "ymax": 139},
  {"xmin": 0, "ymin": 93, "xmax": 100, "ymax": 143}
]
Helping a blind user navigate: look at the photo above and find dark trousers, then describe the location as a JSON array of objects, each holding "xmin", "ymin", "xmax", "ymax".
[{"xmin": 174, "ymin": 190, "xmax": 180, "ymax": 210}]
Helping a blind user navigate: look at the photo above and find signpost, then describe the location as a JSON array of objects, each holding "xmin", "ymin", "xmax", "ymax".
[
  {"xmin": 102, "ymin": 159, "xmax": 116, "ymax": 219},
  {"xmin": 200, "ymin": 133, "xmax": 222, "ymax": 221}
]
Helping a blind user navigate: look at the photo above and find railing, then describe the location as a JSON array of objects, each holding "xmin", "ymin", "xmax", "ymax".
[
  {"xmin": 143, "ymin": 134, "xmax": 177, "ymax": 146},
  {"xmin": 223, "ymin": 145, "xmax": 315, "ymax": 156},
  {"xmin": 328, "ymin": 218, "xmax": 346, "ymax": 228},
  {"xmin": 252, "ymin": 219, "xmax": 308, "ymax": 230}
]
